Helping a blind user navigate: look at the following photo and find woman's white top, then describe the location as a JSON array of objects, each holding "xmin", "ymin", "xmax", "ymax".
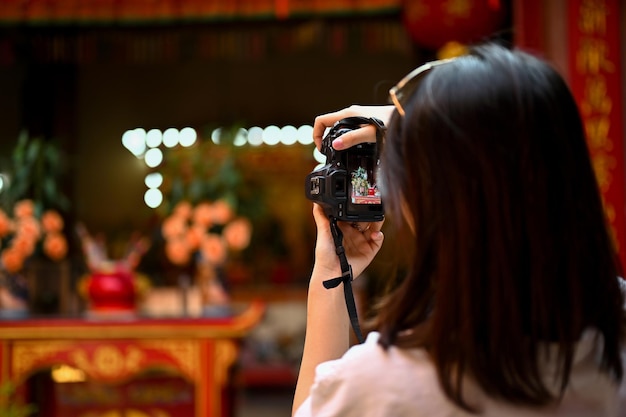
[{"xmin": 294, "ymin": 331, "xmax": 626, "ymax": 417}]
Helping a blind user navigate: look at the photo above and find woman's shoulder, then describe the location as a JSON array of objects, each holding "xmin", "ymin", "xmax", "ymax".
[
  {"xmin": 319, "ymin": 331, "xmax": 431, "ymax": 376},
  {"xmin": 301, "ymin": 332, "xmax": 513, "ymax": 416},
  {"xmin": 307, "ymin": 332, "xmax": 446, "ymax": 416}
]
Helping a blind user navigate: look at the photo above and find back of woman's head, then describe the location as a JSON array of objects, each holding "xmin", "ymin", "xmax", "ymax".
[{"xmin": 378, "ymin": 42, "xmax": 625, "ymax": 410}]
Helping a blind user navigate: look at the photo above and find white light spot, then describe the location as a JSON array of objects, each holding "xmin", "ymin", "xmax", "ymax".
[
  {"xmin": 179, "ymin": 127, "xmax": 197, "ymax": 147},
  {"xmin": 134, "ymin": 127, "xmax": 147, "ymax": 140},
  {"xmin": 145, "ymin": 172, "xmax": 164, "ymax": 189},
  {"xmin": 144, "ymin": 148, "xmax": 163, "ymax": 168},
  {"xmin": 211, "ymin": 128, "xmax": 222, "ymax": 144},
  {"xmin": 280, "ymin": 125, "xmax": 298, "ymax": 145},
  {"xmin": 247, "ymin": 126, "xmax": 263, "ymax": 146},
  {"xmin": 234, "ymin": 128, "xmax": 248, "ymax": 147},
  {"xmin": 146, "ymin": 129, "xmax": 162, "ymax": 148},
  {"xmin": 263, "ymin": 125, "xmax": 281, "ymax": 146},
  {"xmin": 313, "ymin": 147, "xmax": 326, "ymax": 164},
  {"xmin": 163, "ymin": 128, "xmax": 179, "ymax": 148},
  {"xmin": 144, "ymin": 188, "xmax": 163, "ymax": 208},
  {"xmin": 122, "ymin": 129, "xmax": 147, "ymax": 156},
  {"xmin": 297, "ymin": 125, "xmax": 314, "ymax": 145}
]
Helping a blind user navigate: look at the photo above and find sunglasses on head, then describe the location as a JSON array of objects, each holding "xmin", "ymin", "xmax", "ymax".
[{"xmin": 388, "ymin": 58, "xmax": 457, "ymax": 117}]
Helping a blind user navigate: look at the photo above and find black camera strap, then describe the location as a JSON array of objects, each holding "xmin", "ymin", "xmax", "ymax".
[{"xmin": 322, "ymin": 216, "xmax": 365, "ymax": 344}]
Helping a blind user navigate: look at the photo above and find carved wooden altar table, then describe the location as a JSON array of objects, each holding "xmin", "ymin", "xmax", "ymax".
[{"xmin": 0, "ymin": 301, "xmax": 265, "ymax": 417}]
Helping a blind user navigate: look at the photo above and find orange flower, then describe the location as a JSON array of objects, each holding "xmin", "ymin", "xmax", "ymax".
[
  {"xmin": 162, "ymin": 200, "xmax": 252, "ymax": 268},
  {"xmin": 185, "ymin": 225, "xmax": 205, "ymax": 251},
  {"xmin": 161, "ymin": 215, "xmax": 187, "ymax": 239},
  {"xmin": 173, "ymin": 200, "xmax": 193, "ymax": 220},
  {"xmin": 13, "ymin": 199, "xmax": 35, "ymax": 219},
  {"xmin": 210, "ymin": 200, "xmax": 233, "ymax": 225},
  {"xmin": 193, "ymin": 202, "xmax": 213, "ymax": 227},
  {"xmin": 43, "ymin": 232, "xmax": 68, "ymax": 261},
  {"xmin": 0, "ymin": 209, "xmax": 12, "ymax": 238},
  {"xmin": 15, "ymin": 216, "xmax": 41, "ymax": 242},
  {"xmin": 223, "ymin": 217, "xmax": 252, "ymax": 251},
  {"xmin": 165, "ymin": 237, "xmax": 192, "ymax": 266},
  {"xmin": 0, "ymin": 200, "xmax": 69, "ymax": 274},
  {"xmin": 1, "ymin": 248, "xmax": 25, "ymax": 274},
  {"xmin": 10, "ymin": 233, "xmax": 37, "ymax": 259},
  {"xmin": 200, "ymin": 234, "xmax": 227, "ymax": 265},
  {"xmin": 41, "ymin": 210, "xmax": 64, "ymax": 233}
]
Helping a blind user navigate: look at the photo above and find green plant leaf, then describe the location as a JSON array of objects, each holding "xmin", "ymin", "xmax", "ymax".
[
  {"xmin": 7, "ymin": 132, "xmax": 70, "ymax": 212},
  {"xmin": 24, "ymin": 139, "xmax": 42, "ymax": 165},
  {"xmin": 0, "ymin": 380, "xmax": 37, "ymax": 417}
]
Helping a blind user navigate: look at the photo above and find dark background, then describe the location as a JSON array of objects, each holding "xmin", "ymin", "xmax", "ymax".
[{"xmin": 0, "ymin": 16, "xmax": 421, "ymax": 231}]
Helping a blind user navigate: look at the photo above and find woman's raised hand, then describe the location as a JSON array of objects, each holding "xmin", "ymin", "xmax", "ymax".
[{"xmin": 313, "ymin": 105, "xmax": 394, "ymax": 150}]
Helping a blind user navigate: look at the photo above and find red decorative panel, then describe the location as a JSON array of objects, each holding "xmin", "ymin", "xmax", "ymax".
[
  {"xmin": 568, "ymin": 0, "xmax": 626, "ymax": 268},
  {"xmin": 11, "ymin": 340, "xmax": 201, "ymax": 383},
  {"xmin": 54, "ymin": 374, "xmax": 195, "ymax": 417}
]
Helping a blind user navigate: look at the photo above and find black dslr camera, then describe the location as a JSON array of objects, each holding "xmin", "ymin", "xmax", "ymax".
[{"xmin": 305, "ymin": 117, "xmax": 384, "ymax": 222}]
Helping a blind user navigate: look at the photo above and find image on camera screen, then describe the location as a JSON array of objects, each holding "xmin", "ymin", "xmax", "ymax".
[{"xmin": 348, "ymin": 153, "xmax": 381, "ymax": 206}]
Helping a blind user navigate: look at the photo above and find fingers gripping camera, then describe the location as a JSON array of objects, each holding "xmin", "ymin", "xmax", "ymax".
[{"xmin": 305, "ymin": 117, "xmax": 385, "ymax": 222}]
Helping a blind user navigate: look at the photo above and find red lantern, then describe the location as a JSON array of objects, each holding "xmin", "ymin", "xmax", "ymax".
[{"xmin": 402, "ymin": 0, "xmax": 507, "ymax": 50}]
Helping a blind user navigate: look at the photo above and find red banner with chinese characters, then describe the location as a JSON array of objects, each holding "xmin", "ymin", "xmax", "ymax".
[{"xmin": 568, "ymin": 0, "xmax": 625, "ymax": 268}]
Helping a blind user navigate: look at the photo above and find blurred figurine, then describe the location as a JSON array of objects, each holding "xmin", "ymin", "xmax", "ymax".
[{"xmin": 76, "ymin": 223, "xmax": 150, "ymax": 314}]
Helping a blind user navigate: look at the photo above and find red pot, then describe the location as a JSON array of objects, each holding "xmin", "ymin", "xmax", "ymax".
[{"xmin": 87, "ymin": 269, "xmax": 137, "ymax": 312}]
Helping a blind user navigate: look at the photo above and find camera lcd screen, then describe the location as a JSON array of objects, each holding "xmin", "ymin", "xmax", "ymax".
[{"xmin": 346, "ymin": 144, "xmax": 382, "ymax": 216}]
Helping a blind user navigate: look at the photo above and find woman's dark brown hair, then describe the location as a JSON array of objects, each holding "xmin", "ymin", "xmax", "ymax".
[{"xmin": 377, "ymin": 43, "xmax": 625, "ymax": 411}]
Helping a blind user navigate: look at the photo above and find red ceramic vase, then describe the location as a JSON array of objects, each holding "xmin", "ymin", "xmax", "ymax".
[{"xmin": 87, "ymin": 268, "xmax": 136, "ymax": 312}]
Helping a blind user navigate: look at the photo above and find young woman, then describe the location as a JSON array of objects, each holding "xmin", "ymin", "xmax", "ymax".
[{"xmin": 293, "ymin": 43, "xmax": 626, "ymax": 416}]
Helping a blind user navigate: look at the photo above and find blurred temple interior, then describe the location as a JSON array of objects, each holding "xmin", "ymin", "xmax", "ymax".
[{"xmin": 0, "ymin": 0, "xmax": 623, "ymax": 416}]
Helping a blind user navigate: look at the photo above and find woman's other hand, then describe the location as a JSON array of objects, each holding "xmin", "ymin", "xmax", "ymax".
[{"xmin": 313, "ymin": 105, "xmax": 394, "ymax": 150}]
